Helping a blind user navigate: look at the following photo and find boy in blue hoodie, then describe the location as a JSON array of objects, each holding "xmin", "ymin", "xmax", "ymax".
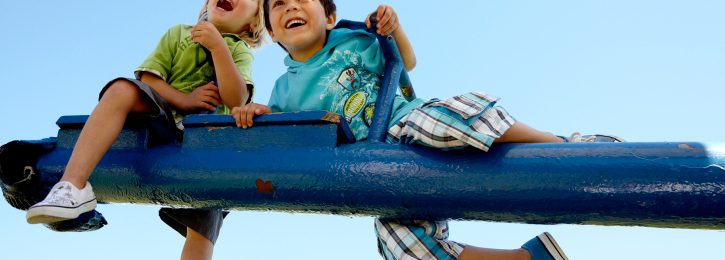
[{"xmin": 233, "ymin": 0, "xmax": 592, "ymax": 259}]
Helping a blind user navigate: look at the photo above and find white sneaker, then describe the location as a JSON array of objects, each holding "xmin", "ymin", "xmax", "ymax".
[
  {"xmin": 26, "ymin": 181, "xmax": 97, "ymax": 224},
  {"xmin": 568, "ymin": 132, "xmax": 624, "ymax": 143}
]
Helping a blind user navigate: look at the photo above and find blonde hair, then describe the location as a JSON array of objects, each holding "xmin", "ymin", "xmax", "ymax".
[{"xmin": 199, "ymin": 0, "xmax": 266, "ymax": 48}]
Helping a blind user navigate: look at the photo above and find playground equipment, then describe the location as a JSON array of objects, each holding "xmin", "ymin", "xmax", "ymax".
[{"xmin": 1, "ymin": 21, "xmax": 723, "ymax": 232}]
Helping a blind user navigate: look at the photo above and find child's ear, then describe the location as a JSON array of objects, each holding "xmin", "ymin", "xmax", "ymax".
[
  {"xmin": 325, "ymin": 12, "xmax": 337, "ymax": 30},
  {"xmin": 268, "ymin": 28, "xmax": 277, "ymax": 43},
  {"xmin": 250, "ymin": 20, "xmax": 257, "ymax": 32}
]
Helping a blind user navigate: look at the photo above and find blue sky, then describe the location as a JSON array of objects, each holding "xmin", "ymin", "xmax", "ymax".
[{"xmin": 1, "ymin": 0, "xmax": 723, "ymax": 259}]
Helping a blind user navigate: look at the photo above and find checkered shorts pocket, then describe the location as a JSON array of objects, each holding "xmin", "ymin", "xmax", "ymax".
[
  {"xmin": 427, "ymin": 92, "xmax": 499, "ymax": 119},
  {"xmin": 388, "ymin": 92, "xmax": 515, "ymax": 151}
]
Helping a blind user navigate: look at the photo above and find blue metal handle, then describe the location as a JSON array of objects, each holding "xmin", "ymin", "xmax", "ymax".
[
  {"xmin": 366, "ymin": 13, "xmax": 416, "ymax": 102},
  {"xmin": 334, "ymin": 19, "xmax": 413, "ymax": 143}
]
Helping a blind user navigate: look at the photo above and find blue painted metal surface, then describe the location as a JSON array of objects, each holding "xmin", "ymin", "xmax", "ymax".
[{"xmin": 2, "ymin": 113, "xmax": 723, "ymax": 230}]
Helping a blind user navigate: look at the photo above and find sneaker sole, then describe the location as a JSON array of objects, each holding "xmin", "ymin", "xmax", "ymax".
[
  {"xmin": 538, "ymin": 232, "xmax": 569, "ymax": 260},
  {"xmin": 26, "ymin": 199, "xmax": 97, "ymax": 224}
]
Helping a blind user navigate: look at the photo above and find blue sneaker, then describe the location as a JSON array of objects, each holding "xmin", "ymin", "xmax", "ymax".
[{"xmin": 522, "ymin": 232, "xmax": 569, "ymax": 260}]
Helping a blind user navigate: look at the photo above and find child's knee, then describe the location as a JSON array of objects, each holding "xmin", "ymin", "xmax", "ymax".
[{"xmin": 102, "ymin": 80, "xmax": 144, "ymax": 102}]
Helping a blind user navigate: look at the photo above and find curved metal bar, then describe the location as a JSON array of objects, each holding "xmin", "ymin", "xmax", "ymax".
[{"xmin": 334, "ymin": 20, "xmax": 411, "ymax": 143}]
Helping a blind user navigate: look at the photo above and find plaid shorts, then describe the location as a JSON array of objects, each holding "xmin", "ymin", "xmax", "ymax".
[
  {"xmin": 376, "ymin": 219, "xmax": 466, "ymax": 260},
  {"xmin": 388, "ymin": 92, "xmax": 516, "ymax": 151}
]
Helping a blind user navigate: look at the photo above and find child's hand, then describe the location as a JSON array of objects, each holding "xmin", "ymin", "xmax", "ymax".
[
  {"xmin": 192, "ymin": 21, "xmax": 225, "ymax": 52},
  {"xmin": 232, "ymin": 103, "xmax": 271, "ymax": 129},
  {"xmin": 365, "ymin": 5, "xmax": 399, "ymax": 36},
  {"xmin": 182, "ymin": 81, "xmax": 221, "ymax": 113}
]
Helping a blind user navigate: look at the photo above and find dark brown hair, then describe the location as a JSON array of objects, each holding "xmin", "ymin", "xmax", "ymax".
[{"xmin": 263, "ymin": 0, "xmax": 337, "ymax": 31}]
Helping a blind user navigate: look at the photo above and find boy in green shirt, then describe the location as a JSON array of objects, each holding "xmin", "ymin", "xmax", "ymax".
[{"xmin": 27, "ymin": 0, "xmax": 265, "ymax": 259}]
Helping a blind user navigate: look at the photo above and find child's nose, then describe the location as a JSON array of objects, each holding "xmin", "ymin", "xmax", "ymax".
[{"xmin": 285, "ymin": 1, "xmax": 300, "ymax": 12}]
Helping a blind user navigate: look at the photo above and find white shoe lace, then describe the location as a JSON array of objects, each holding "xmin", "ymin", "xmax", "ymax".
[
  {"xmin": 568, "ymin": 132, "xmax": 582, "ymax": 143},
  {"xmin": 568, "ymin": 132, "xmax": 598, "ymax": 143},
  {"xmin": 38, "ymin": 182, "xmax": 78, "ymax": 207}
]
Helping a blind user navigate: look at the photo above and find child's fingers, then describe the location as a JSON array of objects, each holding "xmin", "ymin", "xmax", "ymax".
[
  {"xmin": 379, "ymin": 17, "xmax": 398, "ymax": 35},
  {"xmin": 200, "ymin": 89, "xmax": 221, "ymax": 105},
  {"xmin": 232, "ymin": 107, "xmax": 243, "ymax": 127},
  {"xmin": 199, "ymin": 101, "xmax": 216, "ymax": 112},
  {"xmin": 201, "ymin": 84, "xmax": 217, "ymax": 91},
  {"xmin": 378, "ymin": 12, "xmax": 398, "ymax": 35},
  {"xmin": 376, "ymin": 6, "xmax": 391, "ymax": 23},
  {"xmin": 377, "ymin": 7, "xmax": 390, "ymax": 25},
  {"xmin": 240, "ymin": 105, "xmax": 251, "ymax": 128},
  {"xmin": 200, "ymin": 93, "xmax": 219, "ymax": 107},
  {"xmin": 243, "ymin": 105, "xmax": 257, "ymax": 128},
  {"xmin": 201, "ymin": 85, "xmax": 221, "ymax": 98},
  {"xmin": 376, "ymin": 5, "xmax": 387, "ymax": 22},
  {"xmin": 208, "ymin": 88, "xmax": 222, "ymax": 100},
  {"xmin": 239, "ymin": 107, "xmax": 248, "ymax": 128},
  {"xmin": 203, "ymin": 95, "xmax": 221, "ymax": 107},
  {"xmin": 256, "ymin": 105, "xmax": 271, "ymax": 115},
  {"xmin": 365, "ymin": 13, "xmax": 372, "ymax": 29},
  {"xmin": 193, "ymin": 21, "xmax": 211, "ymax": 32},
  {"xmin": 191, "ymin": 26, "xmax": 213, "ymax": 45},
  {"xmin": 191, "ymin": 27, "xmax": 203, "ymax": 40}
]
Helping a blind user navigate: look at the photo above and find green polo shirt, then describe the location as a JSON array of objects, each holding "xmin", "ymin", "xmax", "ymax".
[{"xmin": 135, "ymin": 24, "xmax": 254, "ymax": 116}]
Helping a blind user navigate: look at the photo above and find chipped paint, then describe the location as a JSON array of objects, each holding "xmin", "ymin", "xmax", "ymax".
[{"xmin": 678, "ymin": 143, "xmax": 696, "ymax": 150}]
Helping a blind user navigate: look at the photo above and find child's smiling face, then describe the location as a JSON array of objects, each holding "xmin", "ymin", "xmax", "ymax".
[
  {"xmin": 207, "ymin": 0, "xmax": 259, "ymax": 34},
  {"xmin": 267, "ymin": 0, "xmax": 336, "ymax": 60}
]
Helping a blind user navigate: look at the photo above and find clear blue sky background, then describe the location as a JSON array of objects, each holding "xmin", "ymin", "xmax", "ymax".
[{"xmin": 1, "ymin": 0, "xmax": 723, "ymax": 259}]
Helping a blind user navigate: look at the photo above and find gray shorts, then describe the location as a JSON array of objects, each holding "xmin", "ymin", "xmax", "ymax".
[
  {"xmin": 100, "ymin": 77, "xmax": 182, "ymax": 142},
  {"xmin": 100, "ymin": 77, "xmax": 228, "ymax": 244},
  {"xmin": 159, "ymin": 208, "xmax": 229, "ymax": 244}
]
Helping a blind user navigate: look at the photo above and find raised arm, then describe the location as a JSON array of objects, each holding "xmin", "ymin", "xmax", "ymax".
[
  {"xmin": 366, "ymin": 5, "xmax": 417, "ymax": 72},
  {"xmin": 192, "ymin": 21, "xmax": 250, "ymax": 108}
]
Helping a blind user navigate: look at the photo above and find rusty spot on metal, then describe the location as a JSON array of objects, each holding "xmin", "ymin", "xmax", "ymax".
[
  {"xmin": 321, "ymin": 112, "xmax": 341, "ymax": 124},
  {"xmin": 256, "ymin": 178, "xmax": 275, "ymax": 194},
  {"xmin": 678, "ymin": 143, "xmax": 695, "ymax": 150}
]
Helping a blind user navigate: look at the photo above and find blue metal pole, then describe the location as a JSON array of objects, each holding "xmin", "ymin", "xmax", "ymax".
[
  {"xmin": 334, "ymin": 20, "xmax": 409, "ymax": 143},
  {"xmin": 2, "ymin": 113, "xmax": 723, "ymax": 230}
]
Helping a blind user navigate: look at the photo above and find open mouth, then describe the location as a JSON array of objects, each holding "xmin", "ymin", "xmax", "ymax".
[
  {"xmin": 217, "ymin": 0, "xmax": 234, "ymax": 11},
  {"xmin": 286, "ymin": 19, "xmax": 307, "ymax": 29}
]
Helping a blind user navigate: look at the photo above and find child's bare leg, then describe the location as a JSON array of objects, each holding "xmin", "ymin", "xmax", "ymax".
[
  {"xmin": 60, "ymin": 80, "xmax": 152, "ymax": 189},
  {"xmin": 181, "ymin": 228, "xmax": 214, "ymax": 260},
  {"xmin": 494, "ymin": 122, "xmax": 565, "ymax": 143},
  {"xmin": 459, "ymin": 246, "xmax": 530, "ymax": 260}
]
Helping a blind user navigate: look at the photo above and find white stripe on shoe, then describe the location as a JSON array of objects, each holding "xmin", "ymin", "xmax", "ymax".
[
  {"xmin": 26, "ymin": 198, "xmax": 97, "ymax": 224},
  {"xmin": 538, "ymin": 232, "xmax": 569, "ymax": 260},
  {"xmin": 25, "ymin": 181, "xmax": 97, "ymax": 224}
]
